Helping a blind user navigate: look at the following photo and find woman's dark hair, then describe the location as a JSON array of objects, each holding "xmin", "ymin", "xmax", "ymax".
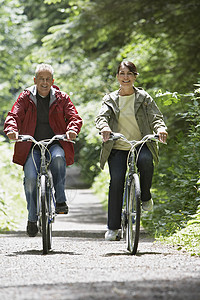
[{"xmin": 117, "ymin": 61, "xmax": 139, "ymax": 75}]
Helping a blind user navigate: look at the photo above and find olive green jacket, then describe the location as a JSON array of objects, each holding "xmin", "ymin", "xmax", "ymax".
[{"xmin": 95, "ymin": 87, "xmax": 167, "ymax": 169}]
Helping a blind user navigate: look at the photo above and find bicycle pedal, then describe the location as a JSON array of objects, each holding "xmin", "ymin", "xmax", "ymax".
[{"xmin": 56, "ymin": 211, "xmax": 68, "ymax": 215}]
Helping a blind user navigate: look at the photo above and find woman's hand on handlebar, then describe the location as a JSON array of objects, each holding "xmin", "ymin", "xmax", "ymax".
[
  {"xmin": 7, "ymin": 131, "xmax": 18, "ymax": 140},
  {"xmin": 157, "ymin": 129, "xmax": 168, "ymax": 144},
  {"xmin": 100, "ymin": 127, "xmax": 112, "ymax": 142}
]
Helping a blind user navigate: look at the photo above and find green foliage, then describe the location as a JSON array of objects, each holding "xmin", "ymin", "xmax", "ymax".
[
  {"xmin": 0, "ymin": 137, "xmax": 26, "ymax": 231},
  {"xmin": 77, "ymin": 100, "xmax": 102, "ymax": 185},
  {"xmin": 40, "ymin": 0, "xmax": 200, "ymax": 92},
  {"xmin": 162, "ymin": 206, "xmax": 200, "ymax": 256},
  {"xmin": 141, "ymin": 88, "xmax": 200, "ymax": 255},
  {"xmin": 92, "ymin": 165, "xmax": 110, "ymax": 210},
  {"xmin": 0, "ymin": 0, "xmax": 34, "ymax": 111}
]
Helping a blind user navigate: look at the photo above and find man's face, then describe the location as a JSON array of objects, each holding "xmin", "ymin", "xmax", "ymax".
[{"xmin": 34, "ymin": 70, "xmax": 54, "ymax": 97}]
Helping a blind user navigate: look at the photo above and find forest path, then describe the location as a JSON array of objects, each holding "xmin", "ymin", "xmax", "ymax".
[{"xmin": 0, "ymin": 189, "xmax": 200, "ymax": 300}]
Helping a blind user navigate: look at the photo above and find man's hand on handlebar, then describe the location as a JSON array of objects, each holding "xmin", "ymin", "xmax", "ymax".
[
  {"xmin": 7, "ymin": 131, "xmax": 18, "ymax": 140},
  {"xmin": 66, "ymin": 130, "xmax": 77, "ymax": 141}
]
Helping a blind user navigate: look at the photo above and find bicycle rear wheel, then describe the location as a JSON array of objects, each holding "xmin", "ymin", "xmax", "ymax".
[
  {"xmin": 41, "ymin": 175, "xmax": 49, "ymax": 254},
  {"xmin": 127, "ymin": 173, "xmax": 141, "ymax": 255}
]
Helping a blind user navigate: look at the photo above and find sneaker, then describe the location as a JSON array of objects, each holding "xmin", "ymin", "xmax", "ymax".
[
  {"xmin": 55, "ymin": 202, "xmax": 68, "ymax": 214},
  {"xmin": 142, "ymin": 199, "xmax": 153, "ymax": 211},
  {"xmin": 26, "ymin": 221, "xmax": 38, "ymax": 237},
  {"xmin": 105, "ymin": 229, "xmax": 120, "ymax": 241}
]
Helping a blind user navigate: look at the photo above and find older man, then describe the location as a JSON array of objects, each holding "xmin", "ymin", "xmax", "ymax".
[{"xmin": 4, "ymin": 63, "xmax": 82, "ymax": 237}]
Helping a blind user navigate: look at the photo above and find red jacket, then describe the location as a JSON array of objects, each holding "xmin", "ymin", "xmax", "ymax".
[{"xmin": 4, "ymin": 85, "xmax": 83, "ymax": 166}]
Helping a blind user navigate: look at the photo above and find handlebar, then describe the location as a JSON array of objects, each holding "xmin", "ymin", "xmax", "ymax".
[
  {"xmin": 107, "ymin": 132, "xmax": 166, "ymax": 145},
  {"xmin": 17, "ymin": 134, "xmax": 75, "ymax": 145}
]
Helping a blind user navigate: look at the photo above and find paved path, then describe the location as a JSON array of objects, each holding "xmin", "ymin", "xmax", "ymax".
[{"xmin": 0, "ymin": 189, "xmax": 200, "ymax": 300}]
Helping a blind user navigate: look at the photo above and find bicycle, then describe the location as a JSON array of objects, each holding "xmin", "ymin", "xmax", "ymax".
[
  {"xmin": 109, "ymin": 132, "xmax": 164, "ymax": 255},
  {"xmin": 17, "ymin": 134, "xmax": 74, "ymax": 254}
]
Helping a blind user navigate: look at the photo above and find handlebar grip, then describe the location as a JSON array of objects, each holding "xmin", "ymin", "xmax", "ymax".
[
  {"xmin": 18, "ymin": 135, "xmax": 30, "ymax": 141},
  {"xmin": 110, "ymin": 132, "xmax": 122, "ymax": 140},
  {"xmin": 60, "ymin": 134, "xmax": 75, "ymax": 143},
  {"xmin": 54, "ymin": 134, "xmax": 66, "ymax": 140},
  {"xmin": 99, "ymin": 131, "xmax": 121, "ymax": 141}
]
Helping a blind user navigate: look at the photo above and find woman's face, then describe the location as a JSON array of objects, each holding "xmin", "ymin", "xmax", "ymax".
[{"xmin": 117, "ymin": 65, "xmax": 137, "ymax": 88}]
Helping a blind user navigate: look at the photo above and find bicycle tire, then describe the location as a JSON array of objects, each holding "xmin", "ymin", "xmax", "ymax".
[
  {"xmin": 41, "ymin": 175, "xmax": 49, "ymax": 254},
  {"xmin": 127, "ymin": 173, "xmax": 141, "ymax": 255},
  {"xmin": 47, "ymin": 186, "xmax": 53, "ymax": 250},
  {"xmin": 47, "ymin": 222, "xmax": 52, "ymax": 250}
]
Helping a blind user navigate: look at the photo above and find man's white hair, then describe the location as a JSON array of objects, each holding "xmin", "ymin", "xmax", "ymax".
[{"xmin": 35, "ymin": 63, "xmax": 54, "ymax": 77}]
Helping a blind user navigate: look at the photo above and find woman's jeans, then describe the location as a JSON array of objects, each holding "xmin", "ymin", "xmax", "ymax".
[
  {"xmin": 107, "ymin": 144, "xmax": 154, "ymax": 230},
  {"xmin": 24, "ymin": 144, "xmax": 66, "ymax": 222}
]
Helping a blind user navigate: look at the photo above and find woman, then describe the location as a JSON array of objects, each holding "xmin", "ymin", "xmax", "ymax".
[{"xmin": 95, "ymin": 61, "xmax": 168, "ymax": 241}]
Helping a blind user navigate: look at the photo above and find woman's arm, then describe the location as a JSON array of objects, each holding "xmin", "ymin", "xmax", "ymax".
[{"xmin": 95, "ymin": 97, "xmax": 112, "ymax": 142}]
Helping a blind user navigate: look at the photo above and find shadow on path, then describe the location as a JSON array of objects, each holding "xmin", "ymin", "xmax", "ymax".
[{"xmin": 1, "ymin": 279, "xmax": 200, "ymax": 300}]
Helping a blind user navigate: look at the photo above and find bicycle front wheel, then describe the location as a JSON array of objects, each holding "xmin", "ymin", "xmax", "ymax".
[
  {"xmin": 127, "ymin": 173, "xmax": 141, "ymax": 255},
  {"xmin": 47, "ymin": 186, "xmax": 53, "ymax": 251},
  {"xmin": 41, "ymin": 175, "xmax": 49, "ymax": 254}
]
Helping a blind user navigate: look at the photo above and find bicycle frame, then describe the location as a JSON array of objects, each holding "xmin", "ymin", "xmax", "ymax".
[
  {"xmin": 36, "ymin": 142, "xmax": 55, "ymax": 229},
  {"xmin": 121, "ymin": 150, "xmax": 139, "ymax": 240}
]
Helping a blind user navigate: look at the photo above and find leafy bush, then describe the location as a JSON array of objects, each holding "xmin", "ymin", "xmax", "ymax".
[
  {"xmin": 162, "ymin": 206, "xmax": 200, "ymax": 256},
  {"xmin": 141, "ymin": 87, "xmax": 200, "ymax": 254},
  {"xmin": 77, "ymin": 100, "xmax": 103, "ymax": 186},
  {"xmin": 92, "ymin": 165, "xmax": 110, "ymax": 210},
  {"xmin": 0, "ymin": 137, "xmax": 26, "ymax": 231}
]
